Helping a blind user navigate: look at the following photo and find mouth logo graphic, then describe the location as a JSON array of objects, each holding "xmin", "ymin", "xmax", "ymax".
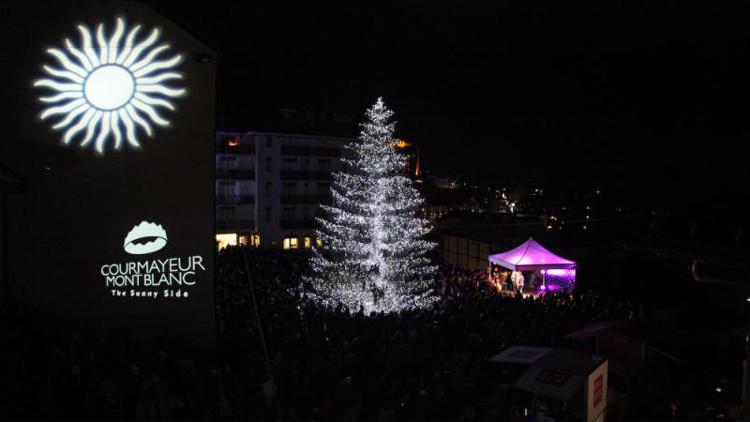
[{"xmin": 123, "ymin": 221, "xmax": 167, "ymax": 255}]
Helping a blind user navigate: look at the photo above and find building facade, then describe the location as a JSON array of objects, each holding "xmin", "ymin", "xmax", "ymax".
[{"xmin": 215, "ymin": 131, "xmax": 351, "ymax": 250}]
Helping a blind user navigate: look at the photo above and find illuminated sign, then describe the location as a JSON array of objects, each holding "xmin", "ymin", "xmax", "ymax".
[
  {"xmin": 593, "ymin": 375, "xmax": 603, "ymax": 407},
  {"xmin": 124, "ymin": 221, "xmax": 168, "ymax": 255},
  {"xmin": 103, "ymin": 221, "xmax": 206, "ymax": 299},
  {"xmin": 586, "ymin": 360, "xmax": 608, "ymax": 422},
  {"xmin": 33, "ymin": 17, "xmax": 185, "ymax": 153}
]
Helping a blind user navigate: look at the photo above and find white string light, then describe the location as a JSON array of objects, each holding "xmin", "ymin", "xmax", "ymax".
[{"xmin": 308, "ymin": 98, "xmax": 437, "ymax": 313}]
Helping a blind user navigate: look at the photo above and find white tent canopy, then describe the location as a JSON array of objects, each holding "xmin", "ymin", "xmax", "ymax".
[{"xmin": 489, "ymin": 238, "xmax": 576, "ymax": 271}]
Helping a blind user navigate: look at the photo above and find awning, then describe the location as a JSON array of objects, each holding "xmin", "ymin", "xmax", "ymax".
[{"xmin": 489, "ymin": 238, "xmax": 576, "ymax": 271}]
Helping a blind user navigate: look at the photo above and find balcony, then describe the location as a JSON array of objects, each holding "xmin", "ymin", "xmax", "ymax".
[
  {"xmin": 216, "ymin": 144, "xmax": 255, "ymax": 154},
  {"xmin": 281, "ymin": 219, "xmax": 317, "ymax": 229},
  {"xmin": 281, "ymin": 194, "xmax": 332, "ymax": 205},
  {"xmin": 281, "ymin": 171, "xmax": 333, "ymax": 181},
  {"xmin": 216, "ymin": 195, "xmax": 255, "ymax": 205},
  {"xmin": 216, "ymin": 219, "xmax": 255, "ymax": 231},
  {"xmin": 216, "ymin": 169, "xmax": 255, "ymax": 179},
  {"xmin": 281, "ymin": 146, "xmax": 340, "ymax": 157}
]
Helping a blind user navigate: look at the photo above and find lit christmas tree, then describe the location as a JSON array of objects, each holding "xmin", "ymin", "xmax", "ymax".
[{"xmin": 309, "ymin": 98, "xmax": 437, "ymax": 312}]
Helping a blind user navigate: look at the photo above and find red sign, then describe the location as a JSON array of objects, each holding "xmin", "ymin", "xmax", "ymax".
[{"xmin": 593, "ymin": 375, "xmax": 604, "ymax": 407}]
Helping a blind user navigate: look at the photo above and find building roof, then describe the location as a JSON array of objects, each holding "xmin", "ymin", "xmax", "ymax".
[
  {"xmin": 489, "ymin": 238, "xmax": 576, "ymax": 271},
  {"xmin": 488, "ymin": 345, "xmax": 554, "ymax": 364},
  {"xmin": 565, "ymin": 320, "xmax": 640, "ymax": 339},
  {"xmin": 490, "ymin": 347, "xmax": 606, "ymax": 403}
]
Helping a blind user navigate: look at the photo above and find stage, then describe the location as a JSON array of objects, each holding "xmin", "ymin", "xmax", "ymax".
[{"xmin": 488, "ymin": 238, "xmax": 577, "ymax": 296}]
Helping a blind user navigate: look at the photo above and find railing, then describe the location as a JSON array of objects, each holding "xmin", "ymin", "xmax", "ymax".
[
  {"xmin": 216, "ymin": 144, "xmax": 255, "ymax": 154},
  {"xmin": 281, "ymin": 146, "xmax": 340, "ymax": 157},
  {"xmin": 216, "ymin": 195, "xmax": 255, "ymax": 205},
  {"xmin": 280, "ymin": 171, "xmax": 333, "ymax": 181},
  {"xmin": 281, "ymin": 195, "xmax": 331, "ymax": 205},
  {"xmin": 216, "ymin": 169, "xmax": 255, "ymax": 179},
  {"xmin": 216, "ymin": 219, "xmax": 255, "ymax": 230}
]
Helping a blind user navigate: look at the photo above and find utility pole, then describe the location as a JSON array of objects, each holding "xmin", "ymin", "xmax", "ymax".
[{"xmin": 743, "ymin": 298, "xmax": 750, "ymax": 421}]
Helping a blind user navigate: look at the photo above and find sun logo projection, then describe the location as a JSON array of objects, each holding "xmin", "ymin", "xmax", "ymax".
[{"xmin": 33, "ymin": 17, "xmax": 185, "ymax": 153}]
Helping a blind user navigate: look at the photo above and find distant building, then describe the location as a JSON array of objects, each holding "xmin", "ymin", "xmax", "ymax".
[
  {"xmin": 438, "ymin": 216, "xmax": 546, "ymax": 270},
  {"xmin": 395, "ymin": 139, "xmax": 421, "ymax": 178},
  {"xmin": 420, "ymin": 190, "xmax": 473, "ymax": 222},
  {"xmin": 215, "ymin": 131, "xmax": 352, "ymax": 250}
]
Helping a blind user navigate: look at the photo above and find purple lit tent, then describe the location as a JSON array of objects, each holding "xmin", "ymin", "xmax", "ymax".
[{"xmin": 489, "ymin": 238, "xmax": 576, "ymax": 292}]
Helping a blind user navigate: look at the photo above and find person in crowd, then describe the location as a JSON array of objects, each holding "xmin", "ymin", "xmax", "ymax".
[{"xmin": 0, "ymin": 246, "xmax": 652, "ymax": 421}]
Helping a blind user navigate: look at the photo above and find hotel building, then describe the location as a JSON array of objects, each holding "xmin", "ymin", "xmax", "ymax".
[{"xmin": 215, "ymin": 131, "xmax": 351, "ymax": 250}]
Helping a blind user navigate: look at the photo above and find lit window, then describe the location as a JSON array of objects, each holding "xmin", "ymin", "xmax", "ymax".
[
  {"xmin": 316, "ymin": 238, "xmax": 323, "ymax": 248},
  {"xmin": 227, "ymin": 138, "xmax": 239, "ymax": 147},
  {"xmin": 238, "ymin": 235, "xmax": 249, "ymax": 246},
  {"xmin": 304, "ymin": 237, "xmax": 311, "ymax": 248},
  {"xmin": 216, "ymin": 233, "xmax": 238, "ymax": 250},
  {"xmin": 251, "ymin": 234, "xmax": 261, "ymax": 247},
  {"xmin": 283, "ymin": 237, "xmax": 299, "ymax": 250}
]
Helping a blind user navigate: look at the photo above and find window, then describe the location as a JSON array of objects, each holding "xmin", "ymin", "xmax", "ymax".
[
  {"xmin": 282, "ymin": 182, "xmax": 296, "ymax": 195},
  {"xmin": 217, "ymin": 206, "xmax": 237, "ymax": 221},
  {"xmin": 251, "ymin": 234, "xmax": 261, "ymax": 247},
  {"xmin": 304, "ymin": 237, "xmax": 311, "ymax": 248},
  {"xmin": 265, "ymin": 207, "xmax": 272, "ymax": 222},
  {"xmin": 265, "ymin": 157, "xmax": 272, "ymax": 172},
  {"xmin": 283, "ymin": 237, "xmax": 299, "ymax": 250},
  {"xmin": 265, "ymin": 182, "xmax": 272, "ymax": 198},
  {"xmin": 282, "ymin": 157, "xmax": 298, "ymax": 171},
  {"xmin": 219, "ymin": 134, "xmax": 239, "ymax": 144},
  {"xmin": 216, "ymin": 233, "xmax": 237, "ymax": 250},
  {"xmin": 316, "ymin": 238, "xmax": 323, "ymax": 248},
  {"xmin": 218, "ymin": 182, "xmax": 236, "ymax": 196},
  {"xmin": 282, "ymin": 207, "xmax": 295, "ymax": 220}
]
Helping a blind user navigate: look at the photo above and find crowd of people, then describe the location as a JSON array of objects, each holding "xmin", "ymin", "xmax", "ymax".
[{"xmin": 0, "ymin": 246, "xmax": 700, "ymax": 421}]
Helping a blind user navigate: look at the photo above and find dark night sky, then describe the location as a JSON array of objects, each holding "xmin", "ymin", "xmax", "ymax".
[{"xmin": 36, "ymin": 1, "xmax": 750, "ymax": 213}]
